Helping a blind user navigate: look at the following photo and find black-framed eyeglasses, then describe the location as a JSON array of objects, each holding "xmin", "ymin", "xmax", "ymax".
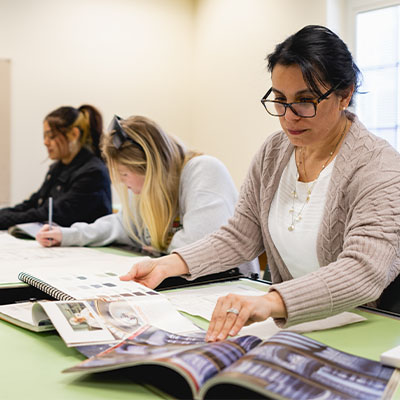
[
  {"xmin": 260, "ymin": 82, "xmax": 341, "ymax": 118},
  {"xmin": 108, "ymin": 115, "xmax": 143, "ymax": 150}
]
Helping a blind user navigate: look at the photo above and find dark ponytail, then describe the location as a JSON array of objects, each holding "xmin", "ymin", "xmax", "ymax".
[
  {"xmin": 78, "ymin": 104, "xmax": 103, "ymax": 158},
  {"xmin": 45, "ymin": 104, "xmax": 104, "ymax": 159}
]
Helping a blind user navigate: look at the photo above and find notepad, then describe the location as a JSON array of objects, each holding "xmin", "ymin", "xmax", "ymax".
[{"xmin": 8, "ymin": 222, "xmax": 45, "ymax": 239}]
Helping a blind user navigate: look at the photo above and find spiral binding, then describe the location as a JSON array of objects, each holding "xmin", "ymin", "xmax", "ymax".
[{"xmin": 18, "ymin": 272, "xmax": 75, "ymax": 301}]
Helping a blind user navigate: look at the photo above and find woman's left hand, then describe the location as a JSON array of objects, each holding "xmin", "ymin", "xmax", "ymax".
[{"xmin": 205, "ymin": 291, "xmax": 287, "ymax": 342}]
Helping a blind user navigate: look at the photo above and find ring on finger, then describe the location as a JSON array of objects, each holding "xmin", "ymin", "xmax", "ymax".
[{"xmin": 226, "ymin": 307, "xmax": 239, "ymax": 315}]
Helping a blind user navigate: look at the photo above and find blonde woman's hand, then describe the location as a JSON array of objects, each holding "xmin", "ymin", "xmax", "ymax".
[
  {"xmin": 205, "ymin": 291, "xmax": 287, "ymax": 342},
  {"xmin": 36, "ymin": 224, "xmax": 62, "ymax": 247},
  {"xmin": 120, "ymin": 253, "xmax": 189, "ymax": 289}
]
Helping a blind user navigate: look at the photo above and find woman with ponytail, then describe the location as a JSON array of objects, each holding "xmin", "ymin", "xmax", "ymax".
[
  {"xmin": 36, "ymin": 115, "xmax": 259, "ymax": 277},
  {"xmin": 0, "ymin": 104, "xmax": 112, "ymax": 230}
]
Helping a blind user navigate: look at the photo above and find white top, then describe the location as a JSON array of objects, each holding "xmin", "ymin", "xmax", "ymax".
[{"xmin": 269, "ymin": 151, "xmax": 334, "ymax": 278}]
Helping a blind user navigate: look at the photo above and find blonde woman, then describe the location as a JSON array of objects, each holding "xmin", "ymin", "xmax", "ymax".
[{"xmin": 36, "ymin": 115, "xmax": 258, "ymax": 277}]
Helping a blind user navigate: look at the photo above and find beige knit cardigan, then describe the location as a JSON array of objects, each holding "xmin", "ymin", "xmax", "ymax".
[{"xmin": 176, "ymin": 114, "xmax": 400, "ymax": 327}]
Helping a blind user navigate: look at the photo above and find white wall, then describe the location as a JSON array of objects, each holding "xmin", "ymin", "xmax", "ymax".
[
  {"xmin": 0, "ymin": 0, "xmax": 195, "ymax": 203},
  {"xmin": 0, "ymin": 59, "xmax": 11, "ymax": 206},
  {"xmin": 0, "ymin": 0, "xmax": 328, "ymax": 203},
  {"xmin": 191, "ymin": 0, "xmax": 327, "ymax": 187}
]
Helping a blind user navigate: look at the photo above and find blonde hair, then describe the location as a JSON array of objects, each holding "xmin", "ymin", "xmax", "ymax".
[{"xmin": 102, "ymin": 115, "xmax": 200, "ymax": 251}]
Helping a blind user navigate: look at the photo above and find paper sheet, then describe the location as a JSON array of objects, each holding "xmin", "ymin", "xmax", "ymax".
[
  {"xmin": 164, "ymin": 283, "xmax": 367, "ymax": 339},
  {"xmin": 164, "ymin": 282, "xmax": 266, "ymax": 320},
  {"xmin": 239, "ymin": 312, "xmax": 367, "ymax": 340},
  {"xmin": 0, "ymin": 234, "xmax": 145, "ymax": 285}
]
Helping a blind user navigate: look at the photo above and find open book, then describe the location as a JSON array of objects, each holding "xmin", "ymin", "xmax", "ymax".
[
  {"xmin": 64, "ymin": 327, "xmax": 398, "ymax": 400},
  {"xmin": 0, "ymin": 301, "xmax": 53, "ymax": 332}
]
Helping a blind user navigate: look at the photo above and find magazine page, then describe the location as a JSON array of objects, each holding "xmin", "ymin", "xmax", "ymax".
[
  {"xmin": 66, "ymin": 326, "xmax": 207, "ymax": 373},
  {"xmin": 64, "ymin": 327, "xmax": 261, "ymax": 399},
  {"xmin": 40, "ymin": 294, "xmax": 200, "ymax": 346},
  {"xmin": 200, "ymin": 331, "xmax": 396, "ymax": 400},
  {"xmin": 156, "ymin": 334, "xmax": 261, "ymax": 398},
  {"xmin": 40, "ymin": 300, "xmax": 117, "ymax": 346},
  {"xmin": 65, "ymin": 327, "xmax": 207, "ymax": 397}
]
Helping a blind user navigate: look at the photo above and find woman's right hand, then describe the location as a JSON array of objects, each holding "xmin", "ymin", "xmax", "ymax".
[
  {"xmin": 120, "ymin": 253, "xmax": 189, "ymax": 289},
  {"xmin": 36, "ymin": 224, "xmax": 62, "ymax": 247}
]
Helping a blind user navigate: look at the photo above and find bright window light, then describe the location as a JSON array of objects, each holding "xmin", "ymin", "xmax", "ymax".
[{"xmin": 355, "ymin": 5, "xmax": 400, "ymax": 150}]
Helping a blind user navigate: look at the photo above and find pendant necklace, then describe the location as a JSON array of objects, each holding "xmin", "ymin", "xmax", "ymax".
[{"xmin": 288, "ymin": 119, "xmax": 348, "ymax": 232}]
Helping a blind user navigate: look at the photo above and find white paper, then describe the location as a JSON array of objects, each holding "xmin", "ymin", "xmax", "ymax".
[
  {"xmin": 0, "ymin": 234, "xmax": 146, "ymax": 285},
  {"xmin": 164, "ymin": 282, "xmax": 266, "ymax": 321},
  {"xmin": 163, "ymin": 282, "xmax": 367, "ymax": 340}
]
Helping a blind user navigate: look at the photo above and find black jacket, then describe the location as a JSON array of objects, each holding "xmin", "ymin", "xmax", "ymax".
[{"xmin": 0, "ymin": 148, "xmax": 112, "ymax": 229}]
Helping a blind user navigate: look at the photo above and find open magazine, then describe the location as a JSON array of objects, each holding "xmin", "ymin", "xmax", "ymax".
[{"xmin": 64, "ymin": 327, "xmax": 398, "ymax": 400}]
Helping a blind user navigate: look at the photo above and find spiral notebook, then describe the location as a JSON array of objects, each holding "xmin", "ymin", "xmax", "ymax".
[{"xmin": 17, "ymin": 258, "xmax": 154, "ymax": 302}]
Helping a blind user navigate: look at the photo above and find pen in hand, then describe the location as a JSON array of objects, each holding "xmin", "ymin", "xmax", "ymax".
[{"xmin": 48, "ymin": 197, "xmax": 53, "ymax": 243}]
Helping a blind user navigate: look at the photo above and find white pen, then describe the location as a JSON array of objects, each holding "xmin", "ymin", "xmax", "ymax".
[{"xmin": 48, "ymin": 197, "xmax": 53, "ymax": 230}]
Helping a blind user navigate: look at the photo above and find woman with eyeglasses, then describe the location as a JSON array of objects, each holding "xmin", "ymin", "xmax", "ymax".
[
  {"xmin": 0, "ymin": 104, "xmax": 112, "ymax": 230},
  {"xmin": 119, "ymin": 25, "xmax": 400, "ymax": 340},
  {"xmin": 36, "ymin": 114, "xmax": 259, "ymax": 277}
]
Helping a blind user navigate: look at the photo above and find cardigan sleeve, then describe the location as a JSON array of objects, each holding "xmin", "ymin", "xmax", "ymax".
[{"xmin": 175, "ymin": 149, "xmax": 267, "ymax": 279}]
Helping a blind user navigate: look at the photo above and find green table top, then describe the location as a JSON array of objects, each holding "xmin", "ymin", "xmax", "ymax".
[
  {"xmin": 1, "ymin": 278, "xmax": 400, "ymax": 400},
  {"xmin": 0, "ymin": 321, "xmax": 163, "ymax": 400}
]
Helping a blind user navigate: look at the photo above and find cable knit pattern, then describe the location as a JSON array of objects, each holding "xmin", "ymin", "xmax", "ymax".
[{"xmin": 175, "ymin": 114, "xmax": 400, "ymax": 327}]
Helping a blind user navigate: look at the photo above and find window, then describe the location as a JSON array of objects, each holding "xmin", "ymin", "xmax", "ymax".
[{"xmin": 354, "ymin": 3, "xmax": 400, "ymax": 150}]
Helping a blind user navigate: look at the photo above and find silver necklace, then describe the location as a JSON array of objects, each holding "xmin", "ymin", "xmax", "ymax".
[{"xmin": 288, "ymin": 119, "xmax": 348, "ymax": 232}]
